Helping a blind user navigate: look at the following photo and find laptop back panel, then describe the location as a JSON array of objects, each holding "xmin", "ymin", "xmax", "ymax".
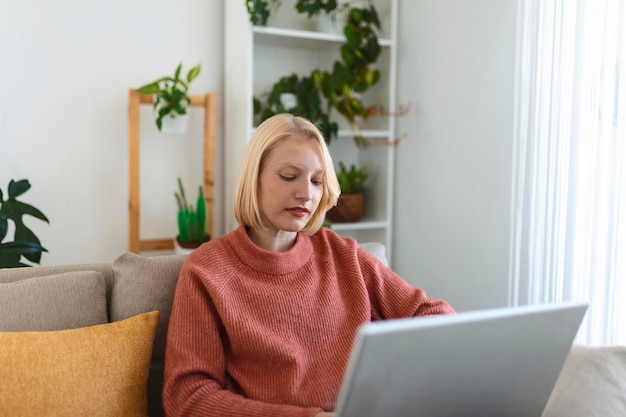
[{"xmin": 334, "ymin": 302, "xmax": 587, "ymax": 417}]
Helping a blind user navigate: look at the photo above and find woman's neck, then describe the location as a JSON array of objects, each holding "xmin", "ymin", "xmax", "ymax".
[{"xmin": 246, "ymin": 227, "xmax": 297, "ymax": 253}]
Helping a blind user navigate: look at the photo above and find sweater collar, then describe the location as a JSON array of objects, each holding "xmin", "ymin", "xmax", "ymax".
[{"xmin": 228, "ymin": 226, "xmax": 313, "ymax": 275}]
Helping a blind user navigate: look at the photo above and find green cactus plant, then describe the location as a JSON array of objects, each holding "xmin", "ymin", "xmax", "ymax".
[
  {"xmin": 174, "ymin": 177, "xmax": 209, "ymax": 245},
  {"xmin": 0, "ymin": 179, "xmax": 49, "ymax": 268}
]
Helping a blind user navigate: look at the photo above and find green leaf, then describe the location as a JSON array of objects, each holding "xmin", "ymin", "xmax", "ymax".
[
  {"xmin": 8, "ymin": 179, "xmax": 30, "ymax": 199},
  {"xmin": 196, "ymin": 186, "xmax": 207, "ymax": 240},
  {"xmin": 0, "ymin": 241, "xmax": 47, "ymax": 268},
  {"xmin": 0, "ymin": 218, "xmax": 7, "ymax": 241},
  {"xmin": 187, "ymin": 64, "xmax": 201, "ymax": 83},
  {"xmin": 4, "ymin": 200, "xmax": 49, "ymax": 223},
  {"xmin": 177, "ymin": 211, "xmax": 190, "ymax": 242},
  {"xmin": 136, "ymin": 83, "xmax": 161, "ymax": 95}
]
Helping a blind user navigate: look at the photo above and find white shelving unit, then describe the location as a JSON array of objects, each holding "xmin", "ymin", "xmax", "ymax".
[{"xmin": 225, "ymin": 0, "xmax": 399, "ymax": 263}]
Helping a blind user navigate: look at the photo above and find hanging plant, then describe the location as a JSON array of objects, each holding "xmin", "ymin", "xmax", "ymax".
[
  {"xmin": 318, "ymin": 5, "xmax": 381, "ymax": 127},
  {"xmin": 136, "ymin": 63, "xmax": 201, "ymax": 132}
]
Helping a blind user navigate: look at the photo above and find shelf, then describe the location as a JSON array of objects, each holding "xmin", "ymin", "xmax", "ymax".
[
  {"xmin": 225, "ymin": 0, "xmax": 398, "ymax": 264},
  {"xmin": 337, "ymin": 129, "xmax": 390, "ymax": 138},
  {"xmin": 127, "ymin": 90, "xmax": 217, "ymax": 254},
  {"xmin": 254, "ymin": 26, "xmax": 392, "ymax": 48},
  {"xmin": 248, "ymin": 127, "xmax": 391, "ymax": 138},
  {"xmin": 329, "ymin": 220, "xmax": 389, "ymax": 231}
]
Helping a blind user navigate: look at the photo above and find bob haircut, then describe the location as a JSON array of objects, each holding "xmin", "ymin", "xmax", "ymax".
[{"xmin": 233, "ymin": 113, "xmax": 340, "ymax": 236}]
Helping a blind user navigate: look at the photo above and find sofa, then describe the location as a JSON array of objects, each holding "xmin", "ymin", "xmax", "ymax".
[{"xmin": 0, "ymin": 249, "xmax": 624, "ymax": 417}]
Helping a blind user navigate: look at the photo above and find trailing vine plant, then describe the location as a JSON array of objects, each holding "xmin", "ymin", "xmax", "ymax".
[
  {"xmin": 245, "ymin": 0, "xmax": 281, "ymax": 25},
  {"xmin": 249, "ymin": 0, "xmax": 393, "ymax": 148}
]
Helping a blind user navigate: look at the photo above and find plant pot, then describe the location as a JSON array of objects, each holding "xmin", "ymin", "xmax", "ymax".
[
  {"xmin": 315, "ymin": 11, "xmax": 345, "ymax": 33},
  {"xmin": 160, "ymin": 113, "xmax": 189, "ymax": 135},
  {"xmin": 267, "ymin": 3, "xmax": 314, "ymax": 30},
  {"xmin": 314, "ymin": 1, "xmax": 370, "ymax": 33},
  {"xmin": 173, "ymin": 235, "xmax": 209, "ymax": 255},
  {"xmin": 326, "ymin": 193, "xmax": 364, "ymax": 223}
]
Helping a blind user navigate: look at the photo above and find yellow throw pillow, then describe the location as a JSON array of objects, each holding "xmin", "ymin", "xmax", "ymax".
[{"xmin": 0, "ymin": 311, "xmax": 159, "ymax": 417}]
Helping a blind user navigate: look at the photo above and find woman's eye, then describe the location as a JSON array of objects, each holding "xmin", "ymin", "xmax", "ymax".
[
  {"xmin": 280, "ymin": 174, "xmax": 295, "ymax": 181},
  {"xmin": 312, "ymin": 179, "xmax": 322, "ymax": 186}
]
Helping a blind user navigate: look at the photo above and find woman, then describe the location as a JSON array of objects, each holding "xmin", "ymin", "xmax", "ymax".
[{"xmin": 163, "ymin": 114, "xmax": 455, "ymax": 417}]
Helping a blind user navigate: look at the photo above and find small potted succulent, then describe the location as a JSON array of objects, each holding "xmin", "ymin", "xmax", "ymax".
[
  {"xmin": 137, "ymin": 63, "xmax": 201, "ymax": 133},
  {"xmin": 326, "ymin": 162, "xmax": 368, "ymax": 223},
  {"xmin": 0, "ymin": 179, "xmax": 49, "ymax": 268},
  {"xmin": 174, "ymin": 177, "xmax": 209, "ymax": 254}
]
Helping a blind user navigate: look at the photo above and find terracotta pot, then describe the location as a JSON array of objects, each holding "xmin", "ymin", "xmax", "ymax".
[{"xmin": 326, "ymin": 193, "xmax": 364, "ymax": 223}]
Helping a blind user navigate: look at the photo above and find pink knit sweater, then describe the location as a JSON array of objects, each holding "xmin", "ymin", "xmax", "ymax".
[{"xmin": 163, "ymin": 226, "xmax": 454, "ymax": 417}]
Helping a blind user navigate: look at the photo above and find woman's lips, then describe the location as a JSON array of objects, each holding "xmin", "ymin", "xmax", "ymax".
[{"xmin": 286, "ymin": 207, "xmax": 309, "ymax": 217}]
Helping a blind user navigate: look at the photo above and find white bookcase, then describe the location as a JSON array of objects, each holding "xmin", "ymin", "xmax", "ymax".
[{"xmin": 225, "ymin": 0, "xmax": 399, "ymax": 263}]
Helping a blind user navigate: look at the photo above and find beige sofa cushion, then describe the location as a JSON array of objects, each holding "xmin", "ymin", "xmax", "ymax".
[
  {"xmin": 0, "ymin": 311, "xmax": 159, "ymax": 417},
  {"xmin": 110, "ymin": 251, "xmax": 186, "ymax": 417},
  {"xmin": 360, "ymin": 241, "xmax": 389, "ymax": 266},
  {"xmin": 110, "ymin": 252, "xmax": 186, "ymax": 360},
  {"xmin": 0, "ymin": 271, "xmax": 108, "ymax": 331},
  {"xmin": 542, "ymin": 345, "xmax": 626, "ymax": 417}
]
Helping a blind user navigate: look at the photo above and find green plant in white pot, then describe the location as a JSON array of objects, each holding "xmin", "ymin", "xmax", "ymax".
[
  {"xmin": 137, "ymin": 63, "xmax": 201, "ymax": 133},
  {"xmin": 174, "ymin": 177, "xmax": 209, "ymax": 253},
  {"xmin": 0, "ymin": 179, "xmax": 49, "ymax": 268}
]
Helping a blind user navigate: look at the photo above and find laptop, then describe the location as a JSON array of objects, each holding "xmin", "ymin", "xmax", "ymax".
[{"xmin": 334, "ymin": 301, "xmax": 588, "ymax": 417}]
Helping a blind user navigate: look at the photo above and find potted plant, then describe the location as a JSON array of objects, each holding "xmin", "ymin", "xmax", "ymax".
[
  {"xmin": 251, "ymin": 1, "xmax": 383, "ymax": 148},
  {"xmin": 0, "ymin": 179, "xmax": 49, "ymax": 268},
  {"xmin": 295, "ymin": 0, "xmax": 338, "ymax": 17},
  {"xmin": 174, "ymin": 177, "xmax": 209, "ymax": 254},
  {"xmin": 253, "ymin": 72, "xmax": 339, "ymax": 143},
  {"xmin": 326, "ymin": 162, "xmax": 368, "ymax": 223},
  {"xmin": 136, "ymin": 62, "xmax": 201, "ymax": 133}
]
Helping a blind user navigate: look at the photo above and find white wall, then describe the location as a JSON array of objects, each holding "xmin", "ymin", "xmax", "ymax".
[
  {"xmin": 394, "ymin": 0, "xmax": 518, "ymax": 311},
  {"xmin": 0, "ymin": 0, "xmax": 223, "ymax": 265}
]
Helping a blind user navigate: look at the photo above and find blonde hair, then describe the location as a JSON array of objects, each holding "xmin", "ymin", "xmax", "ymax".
[{"xmin": 233, "ymin": 114, "xmax": 340, "ymax": 235}]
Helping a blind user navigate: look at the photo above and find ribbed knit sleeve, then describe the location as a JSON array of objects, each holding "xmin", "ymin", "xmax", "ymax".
[
  {"xmin": 163, "ymin": 227, "xmax": 454, "ymax": 417},
  {"xmin": 310, "ymin": 229, "xmax": 455, "ymax": 320}
]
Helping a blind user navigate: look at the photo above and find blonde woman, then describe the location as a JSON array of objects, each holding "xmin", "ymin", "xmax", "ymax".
[{"xmin": 163, "ymin": 114, "xmax": 454, "ymax": 417}]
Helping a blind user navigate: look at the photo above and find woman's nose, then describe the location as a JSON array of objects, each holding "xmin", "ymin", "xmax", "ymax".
[{"xmin": 295, "ymin": 180, "xmax": 313, "ymax": 201}]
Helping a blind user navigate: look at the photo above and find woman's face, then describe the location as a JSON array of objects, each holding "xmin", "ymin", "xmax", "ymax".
[{"xmin": 257, "ymin": 135, "xmax": 324, "ymax": 235}]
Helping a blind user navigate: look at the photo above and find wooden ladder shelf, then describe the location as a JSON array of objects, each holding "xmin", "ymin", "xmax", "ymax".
[{"xmin": 127, "ymin": 89, "xmax": 217, "ymax": 254}]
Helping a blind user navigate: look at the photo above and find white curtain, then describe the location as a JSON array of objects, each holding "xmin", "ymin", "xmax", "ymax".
[{"xmin": 510, "ymin": 0, "xmax": 626, "ymax": 345}]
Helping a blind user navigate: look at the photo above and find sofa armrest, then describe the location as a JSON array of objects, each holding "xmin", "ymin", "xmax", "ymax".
[{"xmin": 542, "ymin": 345, "xmax": 626, "ymax": 417}]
